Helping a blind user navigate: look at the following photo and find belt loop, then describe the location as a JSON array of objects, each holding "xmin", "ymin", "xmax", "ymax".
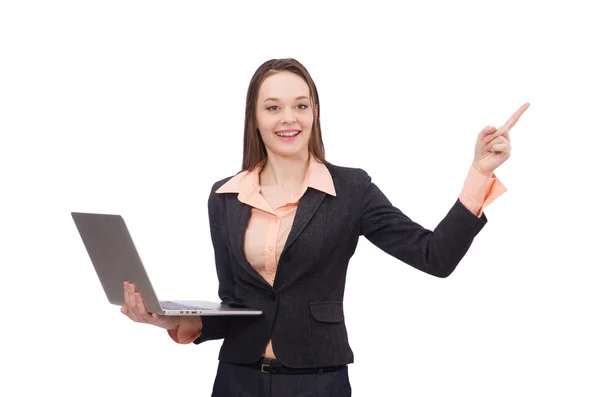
[{"xmin": 317, "ymin": 368, "xmax": 324, "ymax": 375}]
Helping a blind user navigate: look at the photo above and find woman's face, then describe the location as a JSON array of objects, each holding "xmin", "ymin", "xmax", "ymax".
[{"xmin": 255, "ymin": 71, "xmax": 314, "ymax": 160}]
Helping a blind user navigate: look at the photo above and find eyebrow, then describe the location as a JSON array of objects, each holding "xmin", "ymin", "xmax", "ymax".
[{"xmin": 264, "ymin": 96, "xmax": 309, "ymax": 102}]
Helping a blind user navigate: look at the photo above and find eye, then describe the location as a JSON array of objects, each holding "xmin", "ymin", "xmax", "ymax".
[
  {"xmin": 266, "ymin": 105, "xmax": 278, "ymax": 111},
  {"xmin": 297, "ymin": 104, "xmax": 309, "ymax": 110}
]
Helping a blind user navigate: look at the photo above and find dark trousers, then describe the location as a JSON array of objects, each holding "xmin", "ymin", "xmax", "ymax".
[{"xmin": 211, "ymin": 359, "xmax": 352, "ymax": 397}]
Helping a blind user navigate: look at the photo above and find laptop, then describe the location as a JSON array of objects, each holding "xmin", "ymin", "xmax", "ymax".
[{"xmin": 71, "ymin": 212, "xmax": 262, "ymax": 317}]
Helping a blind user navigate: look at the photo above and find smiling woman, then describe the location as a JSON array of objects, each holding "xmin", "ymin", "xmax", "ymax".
[
  {"xmin": 120, "ymin": 57, "xmax": 529, "ymax": 396},
  {"xmin": 256, "ymin": 73, "xmax": 313, "ymax": 153},
  {"xmin": 242, "ymin": 59, "xmax": 326, "ymax": 172}
]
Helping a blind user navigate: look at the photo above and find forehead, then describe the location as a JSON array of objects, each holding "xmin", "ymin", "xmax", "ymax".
[{"xmin": 258, "ymin": 71, "xmax": 310, "ymax": 100}]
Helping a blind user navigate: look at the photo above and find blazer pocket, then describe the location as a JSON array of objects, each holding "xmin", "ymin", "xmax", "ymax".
[{"xmin": 309, "ymin": 301, "xmax": 345, "ymax": 323}]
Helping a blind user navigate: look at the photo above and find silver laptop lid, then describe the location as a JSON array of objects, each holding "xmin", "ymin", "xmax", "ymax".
[{"xmin": 71, "ymin": 212, "xmax": 163, "ymax": 314}]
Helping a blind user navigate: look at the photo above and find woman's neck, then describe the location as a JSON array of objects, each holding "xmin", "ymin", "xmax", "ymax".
[{"xmin": 260, "ymin": 152, "xmax": 310, "ymax": 191}]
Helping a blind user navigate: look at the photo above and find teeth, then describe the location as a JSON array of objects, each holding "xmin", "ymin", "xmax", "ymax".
[{"xmin": 276, "ymin": 131, "xmax": 300, "ymax": 137}]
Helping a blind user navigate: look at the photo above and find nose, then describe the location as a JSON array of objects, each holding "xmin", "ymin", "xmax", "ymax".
[{"xmin": 281, "ymin": 107, "xmax": 297, "ymax": 124}]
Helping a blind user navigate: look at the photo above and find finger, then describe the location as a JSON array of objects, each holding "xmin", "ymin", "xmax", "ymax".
[
  {"xmin": 127, "ymin": 304, "xmax": 141, "ymax": 322},
  {"xmin": 126, "ymin": 284, "xmax": 139, "ymax": 318},
  {"xmin": 125, "ymin": 283, "xmax": 135, "ymax": 307},
  {"xmin": 489, "ymin": 143, "xmax": 511, "ymax": 153},
  {"xmin": 484, "ymin": 125, "xmax": 512, "ymax": 145},
  {"xmin": 478, "ymin": 125, "xmax": 496, "ymax": 140},
  {"xmin": 485, "ymin": 136, "xmax": 509, "ymax": 151},
  {"xmin": 134, "ymin": 292, "xmax": 153, "ymax": 323},
  {"xmin": 123, "ymin": 282, "xmax": 132, "ymax": 309},
  {"xmin": 485, "ymin": 102, "xmax": 530, "ymax": 144},
  {"xmin": 120, "ymin": 305, "xmax": 139, "ymax": 322},
  {"xmin": 500, "ymin": 102, "xmax": 530, "ymax": 136},
  {"xmin": 126, "ymin": 284, "xmax": 145, "ymax": 322}
]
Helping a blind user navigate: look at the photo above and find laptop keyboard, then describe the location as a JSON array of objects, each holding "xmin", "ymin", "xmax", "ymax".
[{"xmin": 161, "ymin": 301, "xmax": 211, "ymax": 311}]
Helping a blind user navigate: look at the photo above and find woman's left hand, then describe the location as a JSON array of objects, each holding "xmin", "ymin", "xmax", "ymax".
[{"xmin": 472, "ymin": 102, "xmax": 530, "ymax": 176}]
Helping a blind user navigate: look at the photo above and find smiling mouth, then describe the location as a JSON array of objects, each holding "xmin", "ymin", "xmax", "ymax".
[{"xmin": 275, "ymin": 130, "xmax": 301, "ymax": 137}]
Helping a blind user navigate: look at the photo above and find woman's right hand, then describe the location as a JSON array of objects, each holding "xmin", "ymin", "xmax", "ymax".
[{"xmin": 121, "ymin": 281, "xmax": 180, "ymax": 330}]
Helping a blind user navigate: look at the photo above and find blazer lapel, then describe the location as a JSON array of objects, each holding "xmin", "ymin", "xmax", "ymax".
[
  {"xmin": 281, "ymin": 188, "xmax": 326, "ymax": 256},
  {"xmin": 225, "ymin": 197, "xmax": 271, "ymax": 289}
]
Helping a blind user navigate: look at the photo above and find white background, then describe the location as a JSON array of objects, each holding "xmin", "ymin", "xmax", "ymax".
[{"xmin": 1, "ymin": 1, "xmax": 599, "ymax": 396}]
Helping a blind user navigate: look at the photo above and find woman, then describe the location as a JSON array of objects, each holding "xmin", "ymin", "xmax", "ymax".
[{"xmin": 121, "ymin": 58, "xmax": 529, "ymax": 396}]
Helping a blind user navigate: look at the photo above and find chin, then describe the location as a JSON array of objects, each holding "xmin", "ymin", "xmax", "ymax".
[{"xmin": 270, "ymin": 145, "xmax": 310, "ymax": 159}]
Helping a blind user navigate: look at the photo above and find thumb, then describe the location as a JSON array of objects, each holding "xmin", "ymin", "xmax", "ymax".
[{"xmin": 151, "ymin": 313, "xmax": 166, "ymax": 324}]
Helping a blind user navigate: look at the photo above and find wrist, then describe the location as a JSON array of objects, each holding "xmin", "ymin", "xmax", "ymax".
[
  {"xmin": 179, "ymin": 316, "xmax": 203, "ymax": 332},
  {"xmin": 166, "ymin": 316, "xmax": 181, "ymax": 330},
  {"xmin": 471, "ymin": 162, "xmax": 493, "ymax": 178}
]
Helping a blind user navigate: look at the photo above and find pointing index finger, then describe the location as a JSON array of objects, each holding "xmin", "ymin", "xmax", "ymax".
[{"xmin": 502, "ymin": 102, "xmax": 530, "ymax": 133}]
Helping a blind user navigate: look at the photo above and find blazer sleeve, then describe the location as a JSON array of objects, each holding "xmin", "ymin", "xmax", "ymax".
[
  {"xmin": 359, "ymin": 172, "xmax": 487, "ymax": 278},
  {"xmin": 193, "ymin": 183, "xmax": 234, "ymax": 344}
]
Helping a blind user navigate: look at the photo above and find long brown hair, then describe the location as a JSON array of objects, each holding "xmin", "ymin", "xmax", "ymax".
[{"xmin": 241, "ymin": 58, "xmax": 326, "ymax": 171}]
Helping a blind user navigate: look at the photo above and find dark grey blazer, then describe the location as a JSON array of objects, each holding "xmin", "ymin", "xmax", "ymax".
[{"xmin": 194, "ymin": 162, "xmax": 487, "ymax": 368}]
